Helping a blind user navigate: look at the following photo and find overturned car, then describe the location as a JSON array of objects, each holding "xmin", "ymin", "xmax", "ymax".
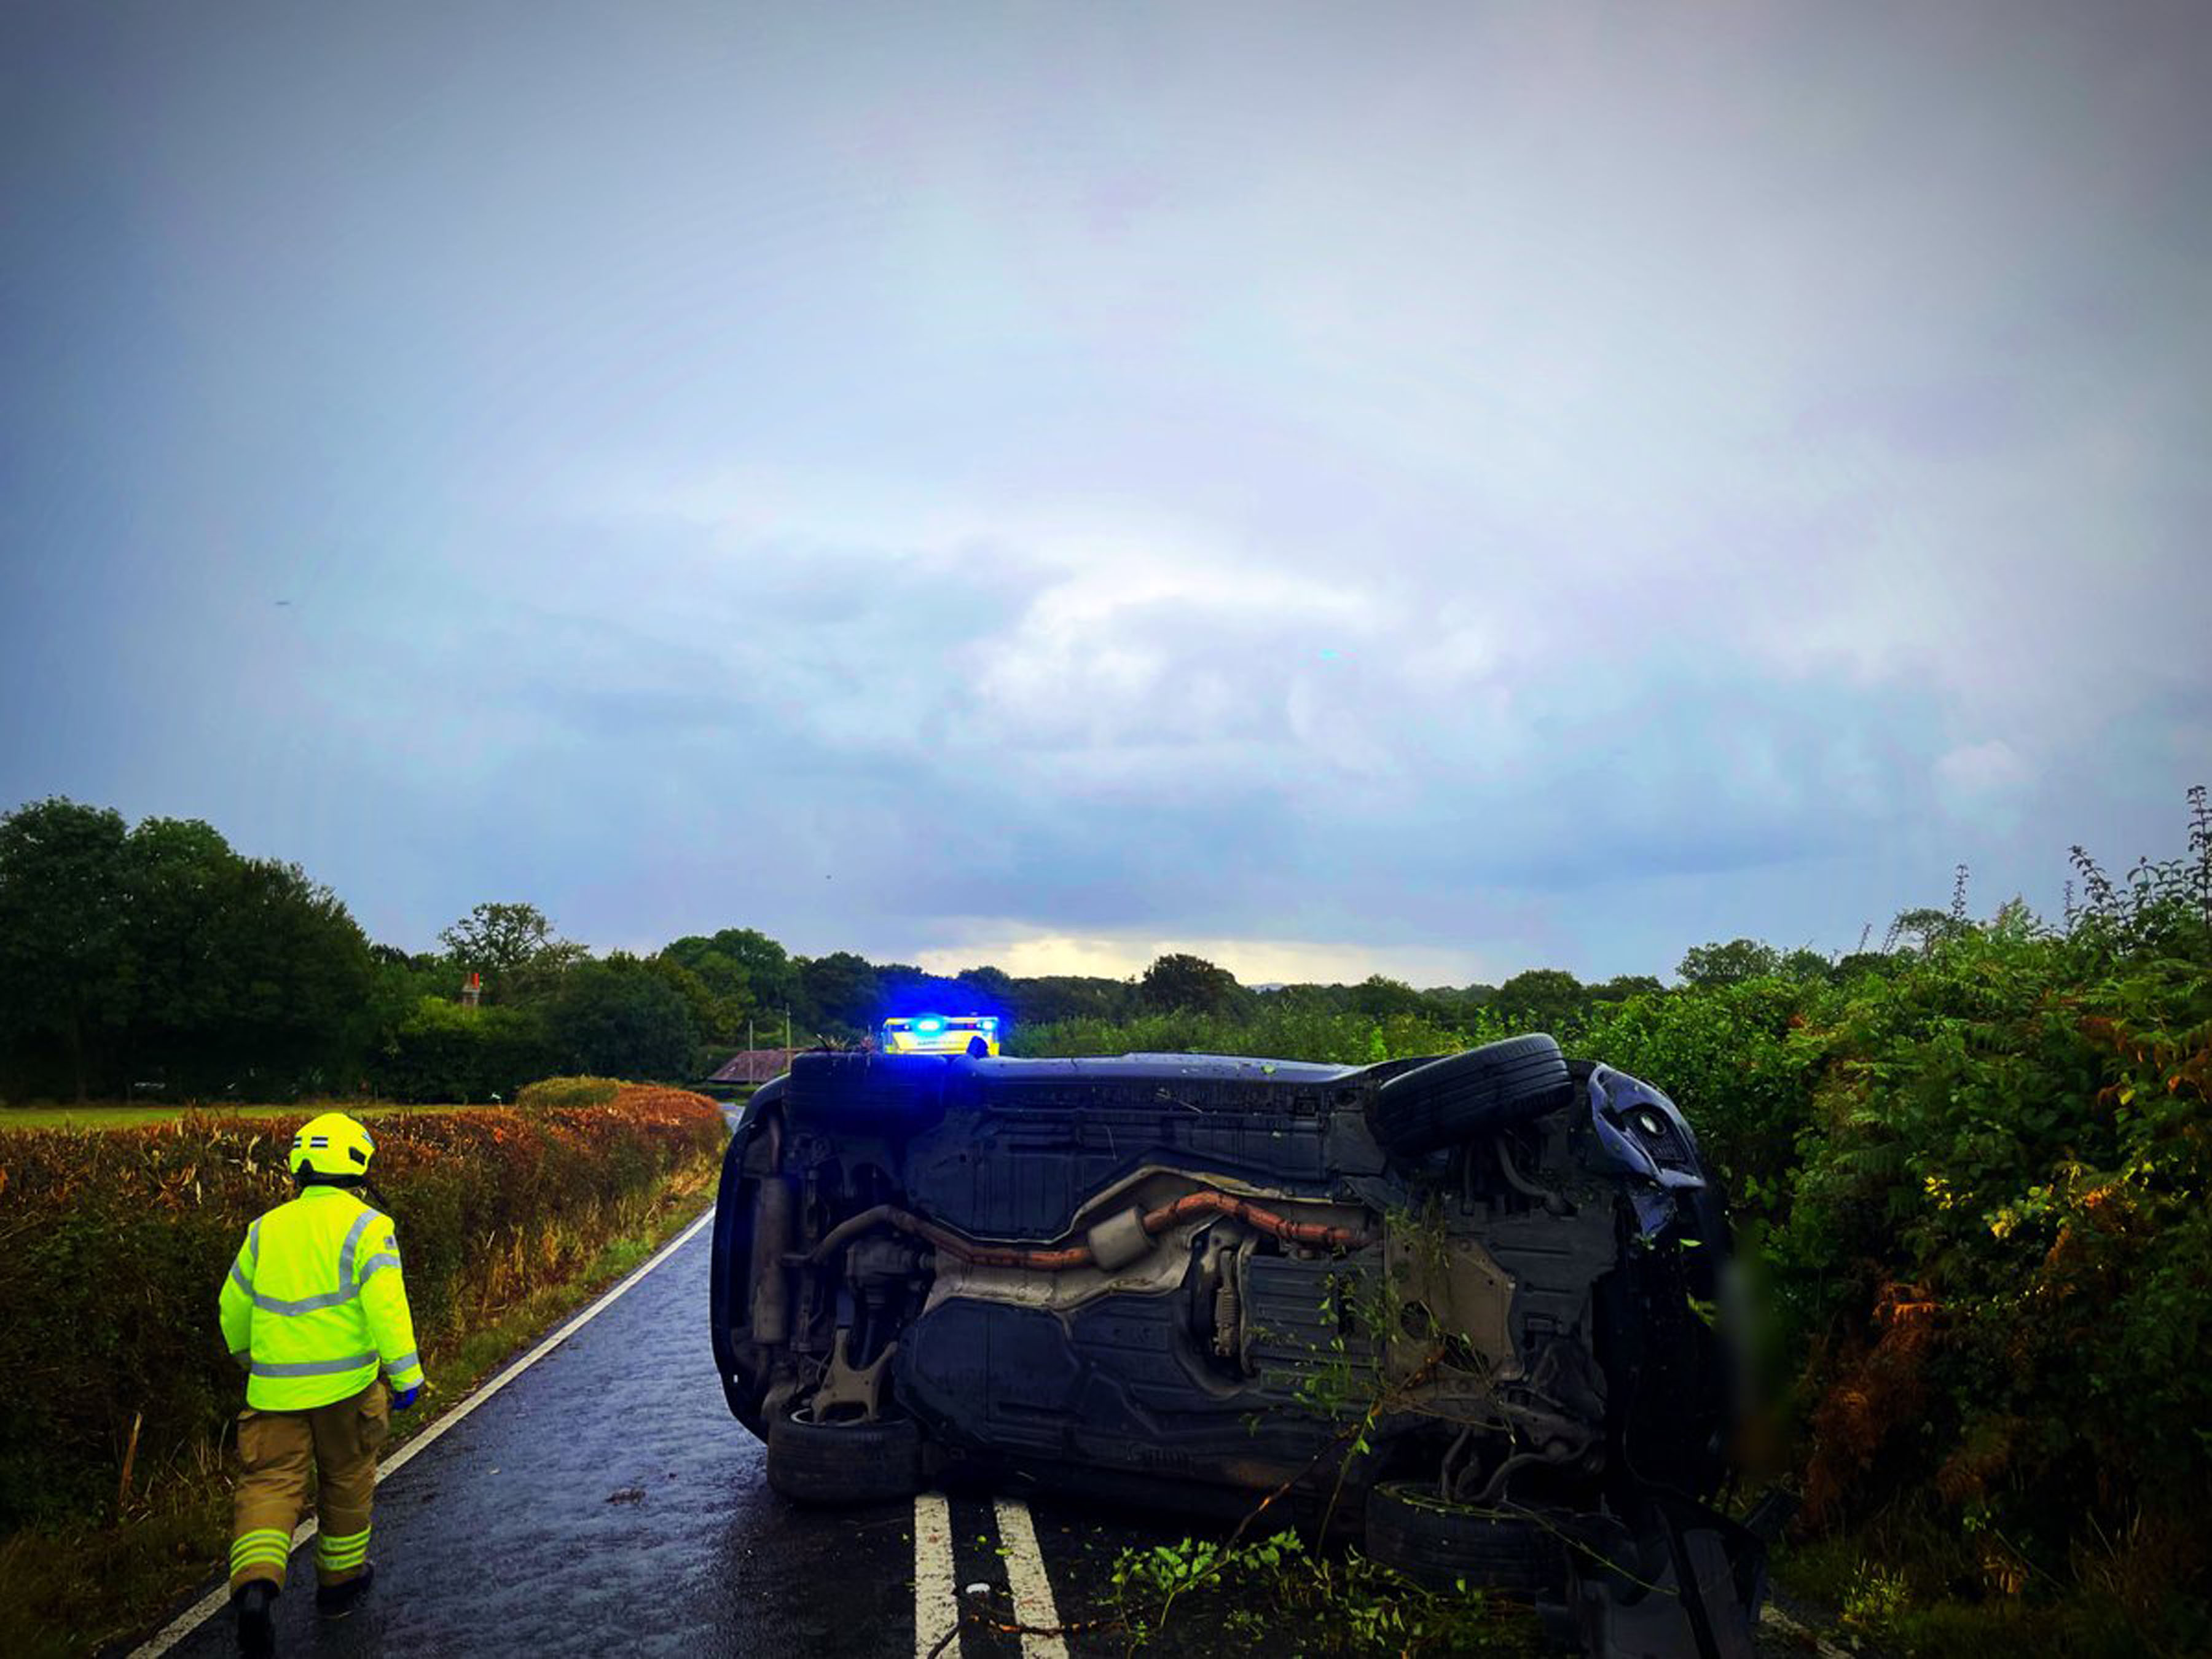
[{"xmin": 710, "ymin": 1036, "xmax": 1774, "ymax": 1656}]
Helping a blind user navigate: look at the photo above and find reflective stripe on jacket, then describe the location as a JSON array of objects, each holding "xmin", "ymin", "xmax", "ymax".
[{"xmin": 218, "ymin": 1186, "xmax": 425, "ymax": 1410}]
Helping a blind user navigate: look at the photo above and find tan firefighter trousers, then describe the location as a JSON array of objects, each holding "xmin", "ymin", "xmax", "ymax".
[{"xmin": 229, "ymin": 1380, "xmax": 390, "ymax": 1591}]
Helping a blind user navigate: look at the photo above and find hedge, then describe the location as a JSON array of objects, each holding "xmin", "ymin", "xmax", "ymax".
[
  {"xmin": 514, "ymin": 1075, "xmax": 623, "ymax": 1111},
  {"xmin": 1013, "ymin": 920, "xmax": 2212, "ymax": 1639},
  {"xmin": 0, "ymin": 1089, "xmax": 726, "ymax": 1532}
]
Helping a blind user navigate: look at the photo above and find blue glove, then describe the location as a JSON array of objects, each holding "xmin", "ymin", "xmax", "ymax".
[{"xmin": 390, "ymin": 1383, "xmax": 422, "ymax": 1411}]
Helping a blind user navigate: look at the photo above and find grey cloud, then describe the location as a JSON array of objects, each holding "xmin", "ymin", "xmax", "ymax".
[{"xmin": 2, "ymin": 1, "xmax": 2205, "ymax": 978}]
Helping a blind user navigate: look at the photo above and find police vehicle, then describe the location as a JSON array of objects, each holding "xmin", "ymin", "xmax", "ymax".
[{"xmin": 878, "ymin": 1014, "xmax": 1000, "ymax": 1056}]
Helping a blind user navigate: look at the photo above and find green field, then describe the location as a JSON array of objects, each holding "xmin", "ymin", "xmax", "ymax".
[{"xmin": 0, "ymin": 1101, "xmax": 501, "ymax": 1132}]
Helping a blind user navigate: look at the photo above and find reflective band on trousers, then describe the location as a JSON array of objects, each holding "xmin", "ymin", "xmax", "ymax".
[
  {"xmin": 317, "ymin": 1526, "xmax": 371, "ymax": 1567},
  {"xmin": 250, "ymin": 1352, "xmax": 375, "ymax": 1379},
  {"xmin": 231, "ymin": 1528, "xmax": 291, "ymax": 1571}
]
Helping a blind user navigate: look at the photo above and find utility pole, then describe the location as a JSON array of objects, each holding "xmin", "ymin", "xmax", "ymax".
[
  {"xmin": 747, "ymin": 1016, "xmax": 754, "ymax": 1053},
  {"xmin": 783, "ymin": 1006, "xmax": 791, "ymax": 1049}
]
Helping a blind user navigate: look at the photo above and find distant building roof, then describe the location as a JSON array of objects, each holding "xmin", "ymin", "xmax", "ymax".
[{"xmin": 704, "ymin": 1048, "xmax": 801, "ymax": 1085}]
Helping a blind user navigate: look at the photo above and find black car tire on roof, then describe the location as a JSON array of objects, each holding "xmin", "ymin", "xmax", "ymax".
[
  {"xmin": 764, "ymin": 1407, "xmax": 922, "ymax": 1507},
  {"xmin": 1363, "ymin": 1479, "xmax": 1565, "ymax": 1594},
  {"xmin": 1368, "ymin": 1035, "xmax": 1575, "ymax": 1156}
]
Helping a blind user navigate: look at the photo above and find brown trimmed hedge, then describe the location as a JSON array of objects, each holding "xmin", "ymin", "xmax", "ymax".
[{"xmin": 0, "ymin": 1089, "xmax": 726, "ymax": 1531}]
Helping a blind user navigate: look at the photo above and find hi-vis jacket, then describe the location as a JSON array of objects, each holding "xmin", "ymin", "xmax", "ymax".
[{"xmin": 218, "ymin": 1186, "xmax": 426, "ymax": 1411}]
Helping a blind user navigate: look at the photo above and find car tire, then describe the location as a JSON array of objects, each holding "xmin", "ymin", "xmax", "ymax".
[
  {"xmin": 1363, "ymin": 1479, "xmax": 1563, "ymax": 1594},
  {"xmin": 764, "ymin": 1408, "xmax": 922, "ymax": 1507},
  {"xmin": 1368, "ymin": 1035, "xmax": 1575, "ymax": 1156}
]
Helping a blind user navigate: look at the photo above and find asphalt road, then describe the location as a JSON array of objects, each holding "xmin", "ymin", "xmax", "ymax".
[{"xmin": 147, "ymin": 1207, "xmax": 1831, "ymax": 1659}]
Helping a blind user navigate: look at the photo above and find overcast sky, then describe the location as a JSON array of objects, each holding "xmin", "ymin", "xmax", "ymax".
[{"xmin": 4, "ymin": 2, "xmax": 2206, "ymax": 986}]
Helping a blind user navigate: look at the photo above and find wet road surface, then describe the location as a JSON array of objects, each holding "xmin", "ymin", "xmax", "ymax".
[
  {"xmin": 153, "ymin": 1208, "xmax": 1827, "ymax": 1659},
  {"xmin": 162, "ymin": 1212, "xmax": 923, "ymax": 1658}
]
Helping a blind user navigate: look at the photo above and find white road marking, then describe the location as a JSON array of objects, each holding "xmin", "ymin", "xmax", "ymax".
[
  {"xmin": 913, "ymin": 1491, "xmax": 961, "ymax": 1658},
  {"xmin": 1761, "ymin": 1600, "xmax": 1853, "ymax": 1658},
  {"xmin": 131, "ymin": 1204, "xmax": 717, "ymax": 1658},
  {"xmin": 993, "ymin": 1496, "xmax": 1070, "ymax": 1659}
]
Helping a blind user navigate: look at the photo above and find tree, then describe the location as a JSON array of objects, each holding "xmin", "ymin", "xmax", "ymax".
[
  {"xmin": 642, "ymin": 953, "xmax": 742, "ymax": 1049},
  {"xmin": 1269, "ymin": 983, "xmax": 1347, "ymax": 1013},
  {"xmin": 437, "ymin": 902, "xmax": 587, "ymax": 1003},
  {"xmin": 0, "ymin": 799, "xmax": 133, "ymax": 1099},
  {"xmin": 113, "ymin": 822, "xmax": 378, "ymax": 1095},
  {"xmin": 547, "ymin": 955, "xmax": 696, "ymax": 1079},
  {"xmin": 114, "ymin": 816, "xmax": 235, "ymax": 1080},
  {"xmin": 1140, "ymin": 953, "xmax": 1240, "ymax": 1015},
  {"xmin": 1776, "ymin": 947, "xmax": 1832, "ymax": 982},
  {"xmin": 1886, "ymin": 908, "xmax": 1967, "ymax": 955},
  {"xmin": 796, "ymin": 951, "xmax": 880, "ymax": 1037},
  {"xmin": 955, "ymin": 965, "xmax": 1017, "ymax": 1005},
  {"xmin": 1007, "ymin": 975, "xmax": 1140, "ymax": 1026},
  {"xmin": 651, "ymin": 944, "xmax": 753, "ymax": 1041},
  {"xmin": 198, "ymin": 857, "xmax": 375, "ymax": 1094},
  {"xmin": 1495, "ymin": 968, "xmax": 1586, "ymax": 1032},
  {"xmin": 661, "ymin": 927, "xmax": 797, "ymax": 1022},
  {"xmin": 1831, "ymin": 951, "xmax": 1899, "ymax": 982},
  {"xmin": 0, "ymin": 801, "xmax": 377, "ymax": 1099},
  {"xmin": 876, "ymin": 963, "xmax": 981, "ymax": 1018},
  {"xmin": 1590, "ymin": 974, "xmax": 1664, "ymax": 1005},
  {"xmin": 1349, "ymin": 974, "xmax": 1426, "ymax": 1022},
  {"xmin": 367, "ymin": 946, "xmax": 454, "ymax": 1071},
  {"xmin": 1676, "ymin": 939, "xmax": 1781, "ymax": 987}
]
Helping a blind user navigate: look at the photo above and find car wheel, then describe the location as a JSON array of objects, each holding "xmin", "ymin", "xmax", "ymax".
[
  {"xmin": 1362, "ymin": 1479, "xmax": 1563, "ymax": 1594},
  {"xmin": 764, "ymin": 1407, "xmax": 922, "ymax": 1506},
  {"xmin": 1368, "ymin": 1035, "xmax": 1575, "ymax": 1156}
]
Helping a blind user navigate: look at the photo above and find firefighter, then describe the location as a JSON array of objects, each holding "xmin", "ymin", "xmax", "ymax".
[{"xmin": 218, "ymin": 1112, "xmax": 426, "ymax": 1657}]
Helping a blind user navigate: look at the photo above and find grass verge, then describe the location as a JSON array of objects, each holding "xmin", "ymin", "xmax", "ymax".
[
  {"xmin": 1771, "ymin": 1530, "xmax": 2204, "ymax": 1658},
  {"xmin": 0, "ymin": 1151, "xmax": 722, "ymax": 1659}
]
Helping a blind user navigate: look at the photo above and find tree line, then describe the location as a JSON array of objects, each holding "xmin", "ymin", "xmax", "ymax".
[{"xmin": 0, "ymin": 793, "xmax": 1953, "ymax": 1104}]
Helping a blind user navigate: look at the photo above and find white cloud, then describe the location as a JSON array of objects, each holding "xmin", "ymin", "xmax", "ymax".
[{"xmin": 914, "ymin": 929, "xmax": 1498, "ymax": 989}]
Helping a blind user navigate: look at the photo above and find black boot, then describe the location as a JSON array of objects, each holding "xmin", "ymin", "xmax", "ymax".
[
  {"xmin": 315, "ymin": 1563, "xmax": 375, "ymax": 1618},
  {"xmin": 233, "ymin": 1580, "xmax": 277, "ymax": 1658}
]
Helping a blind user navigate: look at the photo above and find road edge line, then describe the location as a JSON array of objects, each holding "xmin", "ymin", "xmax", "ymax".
[{"xmin": 130, "ymin": 1203, "xmax": 716, "ymax": 1658}]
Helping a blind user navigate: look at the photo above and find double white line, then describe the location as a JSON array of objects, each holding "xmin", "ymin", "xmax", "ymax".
[{"xmin": 914, "ymin": 1492, "xmax": 1069, "ymax": 1659}]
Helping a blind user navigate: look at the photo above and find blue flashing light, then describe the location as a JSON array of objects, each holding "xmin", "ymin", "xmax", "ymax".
[
  {"xmin": 981, "ymin": 1017, "xmax": 998, "ymax": 1029},
  {"xmin": 915, "ymin": 1017, "xmax": 944, "ymax": 1033}
]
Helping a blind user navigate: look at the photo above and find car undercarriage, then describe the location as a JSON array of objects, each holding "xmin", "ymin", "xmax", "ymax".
[{"xmin": 710, "ymin": 1036, "xmax": 1778, "ymax": 1657}]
